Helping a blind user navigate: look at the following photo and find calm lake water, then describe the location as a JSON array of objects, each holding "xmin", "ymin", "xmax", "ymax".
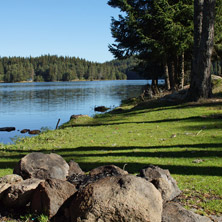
[{"xmin": 0, "ymin": 80, "xmax": 151, "ymax": 144}]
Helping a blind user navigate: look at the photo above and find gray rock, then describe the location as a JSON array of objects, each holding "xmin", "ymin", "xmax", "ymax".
[
  {"xmin": 162, "ymin": 202, "xmax": 212, "ymax": 222},
  {"xmin": 31, "ymin": 178, "xmax": 77, "ymax": 218},
  {"xmin": 0, "ymin": 174, "xmax": 23, "ymax": 199},
  {"xmin": 69, "ymin": 174, "xmax": 163, "ymax": 222},
  {"xmin": 140, "ymin": 165, "xmax": 181, "ymax": 201},
  {"xmin": 68, "ymin": 160, "xmax": 84, "ymax": 176},
  {"xmin": 0, "ymin": 174, "xmax": 23, "ymax": 184},
  {"xmin": 89, "ymin": 164, "xmax": 128, "ymax": 177},
  {"xmin": 2, "ymin": 178, "xmax": 43, "ymax": 208},
  {"xmin": 208, "ymin": 215, "xmax": 222, "ymax": 222},
  {"xmin": 13, "ymin": 152, "xmax": 69, "ymax": 180}
]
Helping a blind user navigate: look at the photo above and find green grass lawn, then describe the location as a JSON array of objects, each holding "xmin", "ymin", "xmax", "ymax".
[{"xmin": 1, "ymin": 94, "xmax": 222, "ymax": 216}]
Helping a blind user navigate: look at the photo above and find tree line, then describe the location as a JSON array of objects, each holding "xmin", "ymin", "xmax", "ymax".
[
  {"xmin": 108, "ymin": 0, "xmax": 222, "ymax": 101},
  {"xmin": 0, "ymin": 55, "xmax": 139, "ymax": 83}
]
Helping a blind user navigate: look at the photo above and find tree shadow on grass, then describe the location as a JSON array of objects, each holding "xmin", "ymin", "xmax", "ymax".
[
  {"xmin": 0, "ymin": 142, "xmax": 222, "ymax": 177},
  {"xmin": 61, "ymin": 99, "xmax": 222, "ymax": 128},
  {"xmin": 122, "ymin": 99, "xmax": 222, "ymax": 116},
  {"xmin": 0, "ymin": 159, "xmax": 221, "ymax": 177},
  {"xmin": 75, "ymin": 161, "xmax": 222, "ymax": 177},
  {"xmin": 61, "ymin": 114, "xmax": 222, "ymax": 129},
  {"xmin": 60, "ymin": 150, "xmax": 222, "ymax": 159},
  {"xmin": 1, "ymin": 143, "xmax": 222, "ymax": 154},
  {"xmin": 72, "ymin": 143, "xmax": 222, "ymax": 151},
  {"xmin": 0, "ymin": 161, "xmax": 17, "ymax": 170}
]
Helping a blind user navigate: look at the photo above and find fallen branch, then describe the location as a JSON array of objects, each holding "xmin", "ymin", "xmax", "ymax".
[
  {"xmin": 55, "ymin": 119, "xmax": 60, "ymax": 129},
  {"xmin": 196, "ymin": 129, "xmax": 202, "ymax": 136}
]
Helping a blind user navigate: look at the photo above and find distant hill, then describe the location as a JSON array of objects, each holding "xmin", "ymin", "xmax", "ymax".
[{"xmin": 105, "ymin": 57, "xmax": 144, "ymax": 80}]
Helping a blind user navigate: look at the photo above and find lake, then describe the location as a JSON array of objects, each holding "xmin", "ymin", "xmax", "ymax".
[{"xmin": 0, "ymin": 80, "xmax": 152, "ymax": 144}]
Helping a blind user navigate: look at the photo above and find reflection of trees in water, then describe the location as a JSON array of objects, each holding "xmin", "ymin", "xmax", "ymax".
[{"xmin": 0, "ymin": 82, "xmax": 146, "ymax": 113}]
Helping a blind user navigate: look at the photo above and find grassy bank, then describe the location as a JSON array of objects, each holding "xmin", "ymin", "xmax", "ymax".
[{"xmin": 1, "ymin": 89, "xmax": 222, "ymax": 216}]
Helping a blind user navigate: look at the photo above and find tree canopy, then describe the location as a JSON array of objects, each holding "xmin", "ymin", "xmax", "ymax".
[
  {"xmin": 108, "ymin": 0, "xmax": 194, "ymax": 90},
  {"xmin": 188, "ymin": 0, "xmax": 217, "ymax": 101},
  {"xmin": 108, "ymin": 0, "xmax": 222, "ymax": 98}
]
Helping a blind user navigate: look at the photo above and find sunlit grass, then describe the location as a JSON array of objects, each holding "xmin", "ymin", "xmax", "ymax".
[{"xmin": 1, "ymin": 95, "xmax": 222, "ymax": 216}]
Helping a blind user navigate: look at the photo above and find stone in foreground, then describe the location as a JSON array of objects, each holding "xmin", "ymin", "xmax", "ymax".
[
  {"xmin": 140, "ymin": 165, "xmax": 181, "ymax": 202},
  {"xmin": 31, "ymin": 178, "xmax": 77, "ymax": 218},
  {"xmin": 0, "ymin": 174, "xmax": 23, "ymax": 199},
  {"xmin": 2, "ymin": 178, "xmax": 43, "ymax": 208},
  {"xmin": 13, "ymin": 152, "xmax": 69, "ymax": 180},
  {"xmin": 69, "ymin": 174, "xmax": 162, "ymax": 222}
]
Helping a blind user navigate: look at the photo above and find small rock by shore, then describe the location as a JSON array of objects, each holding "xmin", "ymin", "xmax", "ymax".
[
  {"xmin": 94, "ymin": 106, "xmax": 109, "ymax": 112},
  {"xmin": 0, "ymin": 127, "xmax": 16, "ymax": 132}
]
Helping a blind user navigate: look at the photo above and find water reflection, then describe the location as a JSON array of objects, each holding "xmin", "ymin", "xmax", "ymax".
[{"xmin": 0, "ymin": 80, "xmax": 149, "ymax": 144}]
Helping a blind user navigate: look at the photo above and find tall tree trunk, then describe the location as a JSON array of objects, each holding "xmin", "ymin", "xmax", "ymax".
[
  {"xmin": 174, "ymin": 57, "xmax": 179, "ymax": 88},
  {"xmin": 168, "ymin": 60, "xmax": 176, "ymax": 90},
  {"xmin": 151, "ymin": 77, "xmax": 159, "ymax": 95},
  {"xmin": 178, "ymin": 53, "xmax": 185, "ymax": 89},
  {"xmin": 163, "ymin": 60, "xmax": 170, "ymax": 90},
  {"xmin": 188, "ymin": 0, "xmax": 216, "ymax": 101},
  {"xmin": 217, "ymin": 60, "xmax": 221, "ymax": 75}
]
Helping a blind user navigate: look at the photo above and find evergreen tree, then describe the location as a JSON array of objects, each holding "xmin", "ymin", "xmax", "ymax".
[
  {"xmin": 46, "ymin": 64, "xmax": 58, "ymax": 81},
  {"xmin": 0, "ymin": 55, "xmax": 136, "ymax": 82},
  {"xmin": 187, "ymin": 0, "xmax": 216, "ymax": 101},
  {"xmin": 108, "ymin": 0, "xmax": 193, "ymax": 90},
  {"xmin": 0, "ymin": 61, "xmax": 4, "ymax": 82}
]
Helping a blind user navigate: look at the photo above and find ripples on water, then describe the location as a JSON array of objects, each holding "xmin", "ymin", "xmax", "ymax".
[{"xmin": 0, "ymin": 80, "xmax": 153, "ymax": 144}]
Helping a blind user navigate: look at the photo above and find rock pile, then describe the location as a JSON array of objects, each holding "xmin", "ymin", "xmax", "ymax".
[{"xmin": 0, "ymin": 152, "xmax": 213, "ymax": 222}]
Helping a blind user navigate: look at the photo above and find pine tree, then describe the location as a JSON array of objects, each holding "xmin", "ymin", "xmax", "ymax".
[
  {"xmin": 0, "ymin": 61, "xmax": 4, "ymax": 82},
  {"xmin": 188, "ymin": 0, "xmax": 216, "ymax": 101},
  {"xmin": 108, "ymin": 0, "xmax": 193, "ymax": 90}
]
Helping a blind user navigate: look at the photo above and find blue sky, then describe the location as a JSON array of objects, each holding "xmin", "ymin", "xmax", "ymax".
[{"xmin": 0, "ymin": 0, "xmax": 120, "ymax": 63}]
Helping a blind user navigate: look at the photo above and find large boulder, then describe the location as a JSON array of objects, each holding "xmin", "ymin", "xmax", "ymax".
[
  {"xmin": 2, "ymin": 178, "xmax": 43, "ymax": 208},
  {"xmin": 140, "ymin": 165, "xmax": 181, "ymax": 202},
  {"xmin": 31, "ymin": 179, "xmax": 77, "ymax": 219},
  {"xmin": 0, "ymin": 174, "xmax": 23, "ymax": 199},
  {"xmin": 13, "ymin": 152, "xmax": 69, "ymax": 180},
  {"xmin": 68, "ymin": 174, "xmax": 163, "ymax": 222},
  {"xmin": 162, "ymin": 202, "xmax": 212, "ymax": 222}
]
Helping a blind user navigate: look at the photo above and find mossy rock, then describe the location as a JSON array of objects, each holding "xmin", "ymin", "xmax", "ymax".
[{"xmin": 60, "ymin": 115, "xmax": 93, "ymax": 128}]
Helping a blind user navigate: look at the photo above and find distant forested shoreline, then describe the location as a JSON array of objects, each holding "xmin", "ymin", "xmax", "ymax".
[{"xmin": 0, "ymin": 55, "xmax": 140, "ymax": 83}]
